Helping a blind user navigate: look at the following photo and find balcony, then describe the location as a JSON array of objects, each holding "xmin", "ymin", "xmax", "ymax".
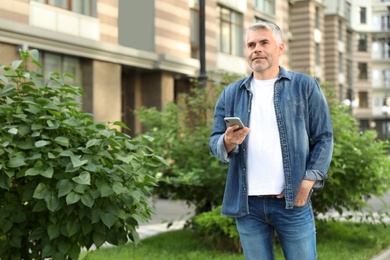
[{"xmin": 29, "ymin": 1, "xmax": 99, "ymax": 41}]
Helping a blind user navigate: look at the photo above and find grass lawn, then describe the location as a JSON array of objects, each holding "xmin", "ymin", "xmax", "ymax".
[{"xmin": 79, "ymin": 221, "xmax": 390, "ymax": 260}]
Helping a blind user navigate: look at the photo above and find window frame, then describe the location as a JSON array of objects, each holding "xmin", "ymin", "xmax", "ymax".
[
  {"xmin": 32, "ymin": 0, "xmax": 97, "ymax": 17},
  {"xmin": 254, "ymin": 0, "xmax": 275, "ymax": 15},
  {"xmin": 360, "ymin": 7, "xmax": 367, "ymax": 24},
  {"xmin": 357, "ymin": 33, "xmax": 367, "ymax": 52},
  {"xmin": 217, "ymin": 5, "xmax": 243, "ymax": 57},
  {"xmin": 358, "ymin": 62, "xmax": 368, "ymax": 80}
]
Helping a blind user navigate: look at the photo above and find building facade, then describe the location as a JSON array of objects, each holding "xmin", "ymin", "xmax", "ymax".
[{"xmin": 0, "ymin": 0, "xmax": 389, "ymax": 138}]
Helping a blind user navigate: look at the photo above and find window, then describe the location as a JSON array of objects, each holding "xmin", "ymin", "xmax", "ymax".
[
  {"xmin": 42, "ymin": 52, "xmax": 82, "ymax": 104},
  {"xmin": 315, "ymin": 43, "xmax": 320, "ymax": 66},
  {"xmin": 345, "ymin": 2, "xmax": 351, "ymax": 24},
  {"xmin": 254, "ymin": 0, "xmax": 275, "ymax": 14},
  {"xmin": 384, "ymin": 70, "xmax": 390, "ymax": 87},
  {"xmin": 190, "ymin": 0, "xmax": 200, "ymax": 59},
  {"xmin": 315, "ymin": 6, "xmax": 320, "ymax": 29},
  {"xmin": 358, "ymin": 63, "xmax": 368, "ymax": 80},
  {"xmin": 357, "ymin": 33, "xmax": 367, "ymax": 52},
  {"xmin": 43, "ymin": 52, "xmax": 81, "ymax": 86},
  {"xmin": 382, "ymin": 41, "xmax": 390, "ymax": 59},
  {"xmin": 381, "ymin": 15, "xmax": 390, "ymax": 30},
  {"xmin": 217, "ymin": 5, "xmax": 243, "ymax": 56},
  {"xmin": 360, "ymin": 7, "xmax": 366, "ymax": 24},
  {"xmin": 338, "ymin": 19, "xmax": 343, "ymax": 41},
  {"xmin": 339, "ymin": 52, "xmax": 343, "ymax": 73},
  {"xmin": 32, "ymin": 0, "xmax": 97, "ymax": 17},
  {"xmin": 358, "ymin": 91, "xmax": 368, "ymax": 108}
]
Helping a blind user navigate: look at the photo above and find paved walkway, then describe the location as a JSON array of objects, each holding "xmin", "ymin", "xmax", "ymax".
[{"xmin": 137, "ymin": 197, "xmax": 195, "ymax": 239}]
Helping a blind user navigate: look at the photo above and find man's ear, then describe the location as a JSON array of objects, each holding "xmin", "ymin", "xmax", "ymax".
[{"xmin": 278, "ymin": 43, "xmax": 285, "ymax": 55}]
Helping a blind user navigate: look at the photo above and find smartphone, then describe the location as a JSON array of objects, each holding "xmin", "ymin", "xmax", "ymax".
[{"xmin": 224, "ymin": 117, "xmax": 245, "ymax": 129}]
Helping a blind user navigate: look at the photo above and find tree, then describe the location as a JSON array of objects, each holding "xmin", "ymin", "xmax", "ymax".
[{"xmin": 0, "ymin": 50, "xmax": 166, "ymax": 259}]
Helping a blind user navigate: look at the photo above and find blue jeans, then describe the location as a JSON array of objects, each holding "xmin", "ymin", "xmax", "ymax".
[{"xmin": 235, "ymin": 196, "xmax": 316, "ymax": 260}]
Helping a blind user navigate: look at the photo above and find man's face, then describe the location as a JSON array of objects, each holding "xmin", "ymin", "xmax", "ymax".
[{"xmin": 245, "ymin": 28, "xmax": 284, "ymax": 78}]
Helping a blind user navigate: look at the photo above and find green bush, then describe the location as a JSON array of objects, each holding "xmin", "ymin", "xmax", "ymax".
[
  {"xmin": 191, "ymin": 206, "xmax": 241, "ymax": 253},
  {"xmin": 311, "ymin": 84, "xmax": 390, "ymax": 217},
  {"xmin": 0, "ymin": 50, "xmax": 166, "ymax": 259}
]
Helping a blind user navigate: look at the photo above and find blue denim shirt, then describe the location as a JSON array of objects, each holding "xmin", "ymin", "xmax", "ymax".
[{"xmin": 209, "ymin": 67, "xmax": 334, "ymax": 217}]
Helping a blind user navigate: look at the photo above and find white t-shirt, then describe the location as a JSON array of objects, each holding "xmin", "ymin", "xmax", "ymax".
[{"xmin": 247, "ymin": 78, "xmax": 285, "ymax": 196}]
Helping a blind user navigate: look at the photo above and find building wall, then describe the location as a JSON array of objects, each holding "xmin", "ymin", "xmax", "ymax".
[
  {"xmin": 92, "ymin": 60, "xmax": 122, "ymax": 123},
  {"xmin": 155, "ymin": 0, "xmax": 191, "ymax": 59},
  {"xmin": 98, "ymin": 0, "xmax": 119, "ymax": 44},
  {"xmin": 289, "ymin": 1, "xmax": 316, "ymax": 75},
  {"xmin": 0, "ymin": 0, "xmax": 28, "ymax": 24}
]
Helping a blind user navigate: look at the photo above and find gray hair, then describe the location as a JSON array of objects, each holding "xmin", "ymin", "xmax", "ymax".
[{"xmin": 246, "ymin": 21, "xmax": 283, "ymax": 45}]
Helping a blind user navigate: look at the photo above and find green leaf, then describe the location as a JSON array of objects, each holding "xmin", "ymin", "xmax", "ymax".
[
  {"xmin": 117, "ymin": 154, "xmax": 134, "ymax": 164},
  {"xmin": 0, "ymin": 75, "xmax": 9, "ymax": 83},
  {"xmin": 47, "ymin": 223, "xmax": 60, "ymax": 240},
  {"xmin": 70, "ymin": 154, "xmax": 88, "ymax": 168},
  {"xmin": 113, "ymin": 121, "xmax": 130, "ymax": 130},
  {"xmin": 112, "ymin": 183, "xmax": 128, "ymax": 195},
  {"xmin": 33, "ymin": 183, "xmax": 50, "ymax": 199},
  {"xmin": 81, "ymin": 193, "xmax": 94, "ymax": 208},
  {"xmin": 72, "ymin": 171, "xmax": 90, "ymax": 185},
  {"xmin": 33, "ymin": 77, "xmax": 45, "ymax": 88},
  {"xmin": 42, "ymin": 244, "xmax": 55, "ymax": 258},
  {"xmin": 66, "ymin": 220, "xmax": 80, "ymax": 237},
  {"xmin": 41, "ymin": 167, "xmax": 54, "ymax": 178},
  {"xmin": 0, "ymin": 84, "xmax": 15, "ymax": 95},
  {"xmin": 66, "ymin": 191, "xmax": 81, "ymax": 205},
  {"xmin": 0, "ymin": 174, "xmax": 11, "ymax": 190},
  {"xmin": 46, "ymin": 194, "xmax": 59, "ymax": 212},
  {"xmin": 1, "ymin": 220, "xmax": 13, "ymax": 233},
  {"xmin": 100, "ymin": 183, "xmax": 114, "ymax": 197},
  {"xmin": 101, "ymin": 212, "xmax": 115, "ymax": 229},
  {"xmin": 54, "ymin": 136, "xmax": 69, "ymax": 147},
  {"xmin": 86, "ymin": 139, "xmax": 101, "ymax": 148},
  {"xmin": 25, "ymin": 167, "xmax": 42, "ymax": 176},
  {"xmin": 57, "ymin": 179, "xmax": 73, "ymax": 197},
  {"xmin": 93, "ymin": 232, "xmax": 105, "ymax": 248},
  {"xmin": 35, "ymin": 140, "xmax": 50, "ymax": 147},
  {"xmin": 32, "ymin": 201, "xmax": 46, "ymax": 212},
  {"xmin": 29, "ymin": 49, "xmax": 40, "ymax": 63},
  {"xmin": 18, "ymin": 125, "xmax": 31, "ymax": 136},
  {"xmin": 29, "ymin": 227, "xmax": 46, "ymax": 240},
  {"xmin": 7, "ymin": 155, "xmax": 27, "ymax": 168},
  {"xmin": 31, "ymin": 123, "xmax": 43, "ymax": 130},
  {"xmin": 8, "ymin": 128, "xmax": 18, "ymax": 135},
  {"xmin": 11, "ymin": 60, "xmax": 23, "ymax": 70},
  {"xmin": 58, "ymin": 240, "xmax": 72, "ymax": 254}
]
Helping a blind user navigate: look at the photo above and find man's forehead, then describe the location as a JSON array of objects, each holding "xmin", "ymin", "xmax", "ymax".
[{"xmin": 246, "ymin": 30, "xmax": 273, "ymax": 42}]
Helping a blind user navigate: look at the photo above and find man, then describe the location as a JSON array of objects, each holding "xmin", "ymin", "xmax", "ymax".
[{"xmin": 209, "ymin": 21, "xmax": 333, "ymax": 260}]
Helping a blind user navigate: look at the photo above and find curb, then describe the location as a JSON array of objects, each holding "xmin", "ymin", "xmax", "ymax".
[
  {"xmin": 137, "ymin": 220, "xmax": 187, "ymax": 239},
  {"xmin": 371, "ymin": 248, "xmax": 390, "ymax": 260}
]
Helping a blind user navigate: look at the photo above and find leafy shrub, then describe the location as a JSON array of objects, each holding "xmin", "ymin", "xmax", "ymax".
[
  {"xmin": 191, "ymin": 206, "xmax": 241, "ymax": 253},
  {"xmin": 0, "ymin": 50, "xmax": 165, "ymax": 259},
  {"xmin": 311, "ymin": 84, "xmax": 390, "ymax": 217}
]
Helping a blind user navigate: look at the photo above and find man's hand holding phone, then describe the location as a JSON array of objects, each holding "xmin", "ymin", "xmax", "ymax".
[{"xmin": 223, "ymin": 117, "xmax": 251, "ymax": 153}]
